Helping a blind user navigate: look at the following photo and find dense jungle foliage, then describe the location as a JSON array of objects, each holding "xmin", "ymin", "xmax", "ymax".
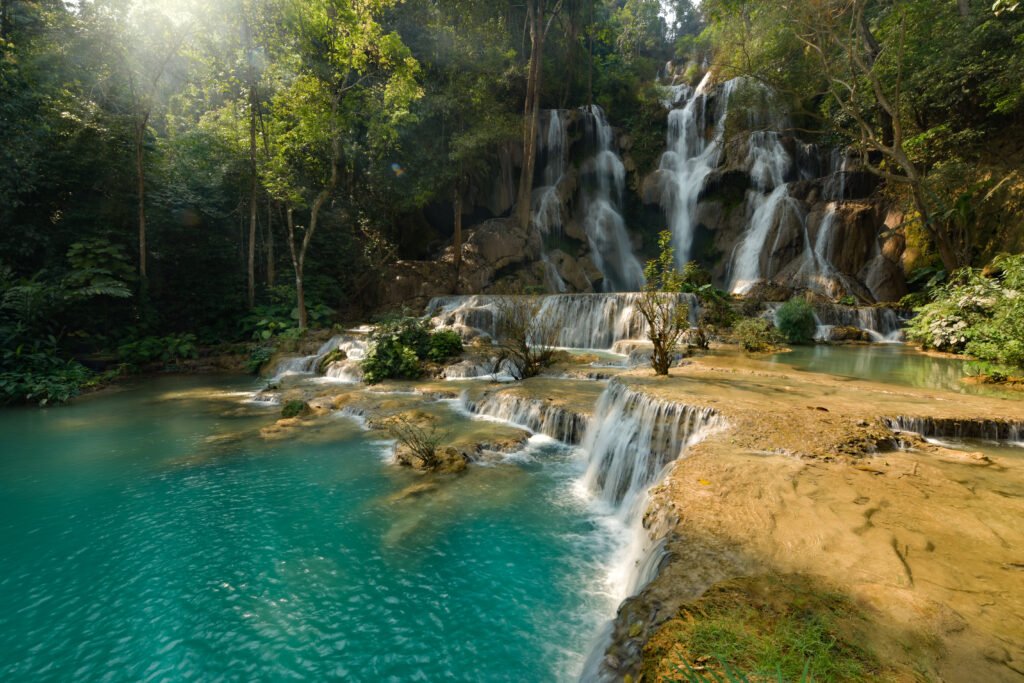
[{"xmin": 1, "ymin": 0, "xmax": 1023, "ymax": 403}]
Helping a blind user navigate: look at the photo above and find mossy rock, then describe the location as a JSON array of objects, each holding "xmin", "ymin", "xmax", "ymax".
[
  {"xmin": 317, "ymin": 348, "xmax": 348, "ymax": 374},
  {"xmin": 281, "ymin": 399, "xmax": 312, "ymax": 419}
]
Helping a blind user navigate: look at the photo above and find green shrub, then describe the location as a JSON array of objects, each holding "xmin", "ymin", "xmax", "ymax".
[
  {"xmin": 775, "ymin": 297, "xmax": 817, "ymax": 344},
  {"xmin": 734, "ymin": 317, "xmax": 783, "ymax": 352},
  {"xmin": 907, "ymin": 254, "xmax": 1024, "ymax": 367},
  {"xmin": 281, "ymin": 399, "xmax": 310, "ymax": 419},
  {"xmin": 246, "ymin": 344, "xmax": 274, "ymax": 374},
  {"xmin": 360, "ymin": 317, "xmax": 461, "ymax": 383},
  {"xmin": 117, "ymin": 333, "xmax": 198, "ymax": 367},
  {"xmin": 426, "ymin": 330, "xmax": 463, "ymax": 362}
]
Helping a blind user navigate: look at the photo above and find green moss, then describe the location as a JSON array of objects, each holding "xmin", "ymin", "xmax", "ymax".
[
  {"xmin": 645, "ymin": 575, "xmax": 885, "ymax": 682},
  {"xmin": 281, "ymin": 399, "xmax": 310, "ymax": 419}
]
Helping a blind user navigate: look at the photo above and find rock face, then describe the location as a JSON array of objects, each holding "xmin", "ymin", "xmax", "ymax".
[
  {"xmin": 381, "ymin": 74, "xmax": 908, "ymax": 309},
  {"xmin": 377, "ymin": 217, "xmax": 544, "ymax": 310}
]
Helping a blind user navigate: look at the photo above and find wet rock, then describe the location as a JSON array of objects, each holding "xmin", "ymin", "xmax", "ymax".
[{"xmin": 828, "ymin": 326, "xmax": 870, "ymax": 342}]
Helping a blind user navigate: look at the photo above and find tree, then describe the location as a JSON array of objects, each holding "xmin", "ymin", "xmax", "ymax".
[
  {"xmin": 492, "ymin": 296, "xmax": 561, "ymax": 380},
  {"xmin": 515, "ymin": 0, "xmax": 565, "ymax": 231},
  {"xmin": 636, "ymin": 231, "xmax": 689, "ymax": 376},
  {"xmin": 262, "ymin": 0, "xmax": 421, "ymax": 329}
]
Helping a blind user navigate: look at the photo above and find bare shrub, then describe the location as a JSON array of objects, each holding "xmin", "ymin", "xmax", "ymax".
[{"xmin": 492, "ymin": 296, "xmax": 561, "ymax": 380}]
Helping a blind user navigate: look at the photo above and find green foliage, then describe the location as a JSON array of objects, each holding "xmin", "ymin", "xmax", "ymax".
[
  {"xmin": 907, "ymin": 254, "xmax": 1024, "ymax": 367},
  {"xmin": 246, "ymin": 345, "xmax": 274, "ymax": 375},
  {"xmin": 734, "ymin": 318, "xmax": 784, "ymax": 353},
  {"xmin": 281, "ymin": 399, "xmax": 310, "ymax": 419},
  {"xmin": 360, "ymin": 316, "xmax": 448, "ymax": 383},
  {"xmin": 426, "ymin": 330, "xmax": 463, "ymax": 363},
  {"xmin": 775, "ymin": 298, "xmax": 817, "ymax": 345},
  {"xmin": 117, "ymin": 334, "xmax": 198, "ymax": 368},
  {"xmin": 0, "ymin": 349, "xmax": 97, "ymax": 407}
]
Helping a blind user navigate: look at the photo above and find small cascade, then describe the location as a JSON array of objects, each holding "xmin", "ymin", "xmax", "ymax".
[
  {"xmin": 885, "ymin": 416, "xmax": 1024, "ymax": 445},
  {"xmin": 579, "ymin": 105, "xmax": 645, "ymax": 292},
  {"xmin": 459, "ymin": 391, "xmax": 590, "ymax": 445},
  {"xmin": 268, "ymin": 335, "xmax": 368, "ymax": 382},
  {"xmin": 813, "ymin": 304, "xmax": 905, "ymax": 342},
  {"xmin": 427, "ymin": 293, "xmax": 699, "ymax": 350},
  {"xmin": 578, "ymin": 380, "xmax": 724, "ymax": 681},
  {"xmin": 658, "ymin": 73, "xmax": 731, "ymax": 266}
]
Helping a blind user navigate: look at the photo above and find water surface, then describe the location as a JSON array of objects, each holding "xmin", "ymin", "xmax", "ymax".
[{"xmin": 0, "ymin": 377, "xmax": 615, "ymax": 681}]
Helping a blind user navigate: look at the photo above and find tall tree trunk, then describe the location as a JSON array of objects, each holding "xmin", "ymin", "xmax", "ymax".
[
  {"xmin": 957, "ymin": 0, "xmax": 970, "ymax": 17},
  {"xmin": 246, "ymin": 24, "xmax": 258, "ymax": 308},
  {"xmin": 288, "ymin": 132, "xmax": 341, "ymax": 330},
  {"xmin": 134, "ymin": 113, "xmax": 150, "ymax": 281},
  {"xmin": 266, "ymin": 197, "xmax": 275, "ymax": 288},
  {"xmin": 452, "ymin": 189, "xmax": 463, "ymax": 293},
  {"xmin": 285, "ymin": 208, "xmax": 307, "ymax": 330},
  {"xmin": 517, "ymin": 3, "xmax": 544, "ymax": 231}
]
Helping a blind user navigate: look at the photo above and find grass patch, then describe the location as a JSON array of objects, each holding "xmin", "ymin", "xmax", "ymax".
[{"xmin": 644, "ymin": 575, "xmax": 889, "ymax": 683}]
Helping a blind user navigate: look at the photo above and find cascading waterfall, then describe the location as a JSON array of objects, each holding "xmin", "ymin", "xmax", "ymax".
[
  {"xmin": 658, "ymin": 73, "xmax": 733, "ymax": 266},
  {"xmin": 427, "ymin": 293, "xmax": 699, "ymax": 350},
  {"xmin": 579, "ymin": 105, "xmax": 645, "ymax": 292},
  {"xmin": 578, "ymin": 380, "xmax": 724, "ymax": 682},
  {"xmin": 729, "ymin": 127, "xmax": 796, "ymax": 293},
  {"xmin": 534, "ymin": 110, "xmax": 570, "ymax": 293},
  {"xmin": 458, "ymin": 391, "xmax": 590, "ymax": 445}
]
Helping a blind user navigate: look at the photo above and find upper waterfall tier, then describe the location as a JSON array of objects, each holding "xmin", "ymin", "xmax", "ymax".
[{"xmin": 426, "ymin": 293, "xmax": 699, "ymax": 350}]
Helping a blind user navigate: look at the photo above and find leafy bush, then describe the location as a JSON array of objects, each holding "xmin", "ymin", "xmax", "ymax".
[
  {"xmin": 906, "ymin": 254, "xmax": 1024, "ymax": 367},
  {"xmin": 246, "ymin": 344, "xmax": 274, "ymax": 374},
  {"xmin": 774, "ymin": 297, "xmax": 817, "ymax": 344},
  {"xmin": 734, "ymin": 317, "xmax": 784, "ymax": 352},
  {"xmin": 117, "ymin": 334, "xmax": 198, "ymax": 367},
  {"xmin": 0, "ymin": 350, "xmax": 97, "ymax": 406},
  {"xmin": 426, "ymin": 330, "xmax": 463, "ymax": 362}
]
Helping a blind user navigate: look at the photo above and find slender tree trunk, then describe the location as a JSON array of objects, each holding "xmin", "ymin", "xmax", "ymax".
[
  {"xmin": 266, "ymin": 197, "xmax": 275, "ymax": 288},
  {"xmin": 247, "ymin": 89, "xmax": 258, "ymax": 307},
  {"xmin": 288, "ymin": 131, "xmax": 341, "ymax": 330},
  {"xmin": 453, "ymin": 189, "xmax": 463, "ymax": 293},
  {"xmin": 517, "ymin": 3, "xmax": 544, "ymax": 231},
  {"xmin": 134, "ymin": 113, "xmax": 150, "ymax": 281},
  {"xmin": 957, "ymin": 0, "xmax": 970, "ymax": 17},
  {"xmin": 285, "ymin": 208, "xmax": 307, "ymax": 330}
]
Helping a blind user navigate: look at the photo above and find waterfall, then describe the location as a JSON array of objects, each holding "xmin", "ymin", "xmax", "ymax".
[
  {"xmin": 813, "ymin": 304, "xmax": 905, "ymax": 342},
  {"xmin": 268, "ymin": 335, "xmax": 367, "ymax": 382},
  {"xmin": 579, "ymin": 105, "xmax": 645, "ymax": 292},
  {"xmin": 729, "ymin": 126, "xmax": 795, "ymax": 294},
  {"xmin": 459, "ymin": 391, "xmax": 590, "ymax": 445},
  {"xmin": 578, "ymin": 380, "xmax": 724, "ymax": 681},
  {"xmin": 427, "ymin": 293, "xmax": 699, "ymax": 350},
  {"xmin": 533, "ymin": 110, "xmax": 567, "ymax": 238},
  {"xmin": 658, "ymin": 73, "xmax": 733, "ymax": 266},
  {"xmin": 885, "ymin": 416, "xmax": 1023, "ymax": 445}
]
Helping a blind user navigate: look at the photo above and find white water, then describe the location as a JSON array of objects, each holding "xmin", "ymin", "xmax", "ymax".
[
  {"xmin": 729, "ymin": 123, "xmax": 794, "ymax": 294},
  {"xmin": 577, "ymin": 380, "xmax": 724, "ymax": 681},
  {"xmin": 427, "ymin": 293, "xmax": 699, "ymax": 350},
  {"xmin": 458, "ymin": 390, "xmax": 590, "ymax": 445},
  {"xmin": 580, "ymin": 105, "xmax": 645, "ymax": 292},
  {"xmin": 658, "ymin": 73, "xmax": 732, "ymax": 266},
  {"xmin": 268, "ymin": 335, "xmax": 368, "ymax": 383}
]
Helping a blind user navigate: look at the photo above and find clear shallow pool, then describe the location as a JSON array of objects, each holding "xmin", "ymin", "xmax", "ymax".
[
  {"xmin": 0, "ymin": 377, "xmax": 617, "ymax": 681},
  {"xmin": 765, "ymin": 343, "xmax": 1006, "ymax": 395}
]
